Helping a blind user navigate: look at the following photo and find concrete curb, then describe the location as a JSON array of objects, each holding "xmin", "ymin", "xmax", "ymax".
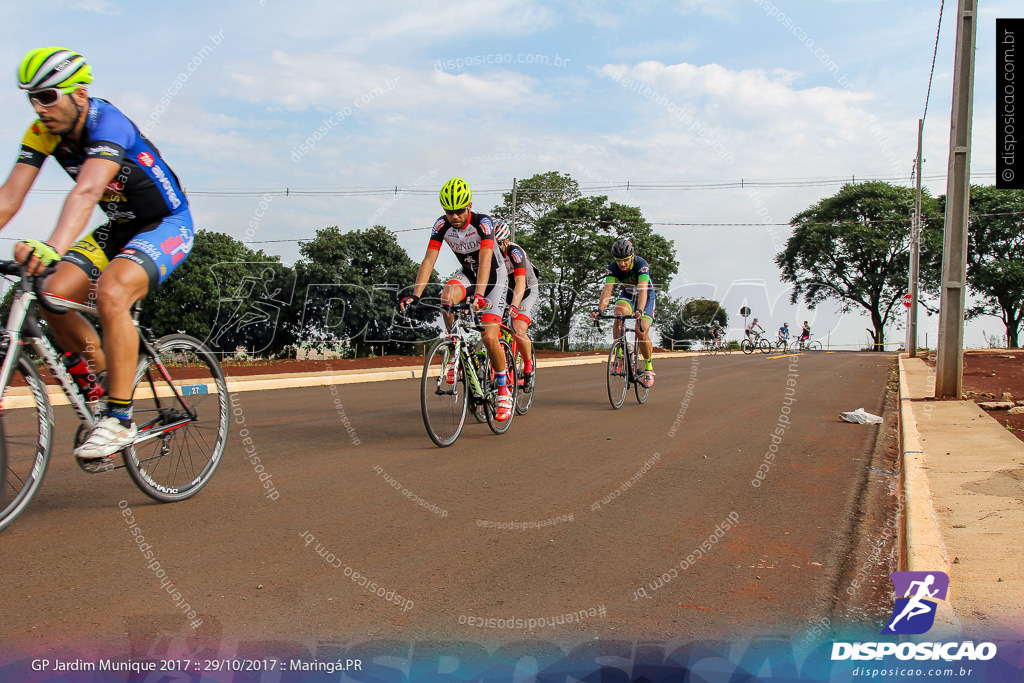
[
  {"xmin": 898, "ymin": 355, "xmax": 961, "ymax": 638},
  {"xmin": 1, "ymin": 351, "xmax": 699, "ymax": 409}
]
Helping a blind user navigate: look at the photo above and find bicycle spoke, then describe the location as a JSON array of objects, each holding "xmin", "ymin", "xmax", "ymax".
[{"xmin": 124, "ymin": 334, "xmax": 228, "ymax": 502}]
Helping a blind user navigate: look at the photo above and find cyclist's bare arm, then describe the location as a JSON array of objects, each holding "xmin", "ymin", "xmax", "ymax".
[
  {"xmin": 0, "ymin": 163, "xmax": 41, "ymax": 229},
  {"xmin": 14, "ymin": 158, "xmax": 120, "ymax": 274},
  {"xmin": 474, "ymin": 245, "xmax": 494, "ymax": 305},
  {"xmin": 592, "ymin": 281, "xmax": 615, "ymax": 318},
  {"xmin": 511, "ymin": 272, "xmax": 526, "ymax": 309},
  {"xmin": 635, "ymin": 280, "xmax": 648, "ymax": 318},
  {"xmin": 404, "ymin": 247, "xmax": 441, "ymax": 311},
  {"xmin": 48, "ymin": 158, "xmax": 120, "ymax": 252}
]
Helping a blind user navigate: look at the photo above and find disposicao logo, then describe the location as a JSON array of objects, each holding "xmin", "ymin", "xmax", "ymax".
[
  {"xmin": 831, "ymin": 570, "xmax": 997, "ymax": 663},
  {"xmin": 881, "ymin": 571, "xmax": 949, "ymax": 635}
]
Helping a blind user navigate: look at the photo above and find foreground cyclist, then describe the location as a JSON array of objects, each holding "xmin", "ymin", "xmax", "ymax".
[
  {"xmin": 589, "ymin": 238, "xmax": 656, "ymax": 388},
  {"xmin": 0, "ymin": 47, "xmax": 194, "ymax": 461},
  {"xmin": 493, "ymin": 219, "xmax": 538, "ymax": 391},
  {"xmin": 400, "ymin": 178, "xmax": 513, "ymax": 421}
]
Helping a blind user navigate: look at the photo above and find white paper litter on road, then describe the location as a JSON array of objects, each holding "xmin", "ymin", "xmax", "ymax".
[{"xmin": 840, "ymin": 408, "xmax": 883, "ymax": 424}]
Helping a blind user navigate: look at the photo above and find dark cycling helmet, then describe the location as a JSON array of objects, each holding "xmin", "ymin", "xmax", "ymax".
[
  {"xmin": 18, "ymin": 47, "xmax": 92, "ymax": 91},
  {"xmin": 439, "ymin": 177, "xmax": 472, "ymax": 211},
  {"xmin": 492, "ymin": 219, "xmax": 510, "ymax": 243},
  {"xmin": 611, "ymin": 237, "xmax": 634, "ymax": 259}
]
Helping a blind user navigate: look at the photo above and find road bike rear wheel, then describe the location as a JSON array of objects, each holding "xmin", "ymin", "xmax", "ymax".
[
  {"xmin": 607, "ymin": 338, "xmax": 628, "ymax": 409},
  {"xmin": 741, "ymin": 339, "xmax": 754, "ymax": 355},
  {"xmin": 421, "ymin": 339, "xmax": 468, "ymax": 447},
  {"xmin": 634, "ymin": 351, "xmax": 650, "ymax": 405},
  {"xmin": 124, "ymin": 334, "xmax": 229, "ymax": 502},
  {"xmin": 485, "ymin": 339, "xmax": 517, "ymax": 435},
  {"xmin": 0, "ymin": 351, "xmax": 54, "ymax": 532},
  {"xmin": 515, "ymin": 344, "xmax": 536, "ymax": 415},
  {"xmin": 808, "ymin": 340, "xmax": 822, "ymax": 351}
]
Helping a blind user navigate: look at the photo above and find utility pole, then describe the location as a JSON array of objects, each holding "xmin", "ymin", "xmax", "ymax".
[
  {"xmin": 510, "ymin": 178, "xmax": 517, "ymax": 242},
  {"xmin": 908, "ymin": 119, "xmax": 923, "ymax": 358},
  {"xmin": 935, "ymin": 0, "xmax": 977, "ymax": 398}
]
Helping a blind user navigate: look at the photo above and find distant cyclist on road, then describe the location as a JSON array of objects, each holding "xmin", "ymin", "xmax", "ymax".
[
  {"xmin": 709, "ymin": 320, "xmax": 724, "ymax": 346},
  {"xmin": 493, "ymin": 219, "xmax": 538, "ymax": 391},
  {"xmin": 800, "ymin": 321, "xmax": 811, "ymax": 349},
  {"xmin": 0, "ymin": 47, "xmax": 194, "ymax": 462},
  {"xmin": 400, "ymin": 177, "xmax": 513, "ymax": 421},
  {"xmin": 745, "ymin": 318, "xmax": 764, "ymax": 340},
  {"xmin": 777, "ymin": 322, "xmax": 790, "ymax": 346},
  {"xmin": 589, "ymin": 238, "xmax": 656, "ymax": 388}
]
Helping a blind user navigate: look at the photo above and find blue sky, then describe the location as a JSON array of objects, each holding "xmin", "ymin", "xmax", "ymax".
[{"xmin": 0, "ymin": 0, "xmax": 1015, "ymax": 349}]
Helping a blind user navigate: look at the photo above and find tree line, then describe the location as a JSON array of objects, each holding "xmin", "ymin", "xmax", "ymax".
[
  {"xmin": 776, "ymin": 182, "xmax": 1024, "ymax": 349},
  {"xmin": 136, "ymin": 174, "xmax": 1024, "ymax": 356}
]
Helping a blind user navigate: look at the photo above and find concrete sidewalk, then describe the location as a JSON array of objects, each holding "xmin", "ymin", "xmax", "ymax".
[{"xmin": 899, "ymin": 355, "xmax": 1024, "ymax": 640}]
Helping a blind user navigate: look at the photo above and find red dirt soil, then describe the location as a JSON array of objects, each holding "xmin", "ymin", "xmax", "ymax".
[{"xmin": 920, "ymin": 349, "xmax": 1024, "ymax": 444}]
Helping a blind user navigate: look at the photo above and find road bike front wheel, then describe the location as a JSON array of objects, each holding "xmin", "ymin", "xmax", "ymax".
[
  {"xmin": 515, "ymin": 344, "xmax": 536, "ymax": 415},
  {"xmin": 421, "ymin": 339, "xmax": 468, "ymax": 447},
  {"xmin": 124, "ymin": 334, "xmax": 229, "ymax": 502},
  {"xmin": 607, "ymin": 338, "xmax": 628, "ymax": 409},
  {"xmin": 485, "ymin": 339, "xmax": 517, "ymax": 435},
  {"xmin": 758, "ymin": 339, "xmax": 772, "ymax": 354},
  {"xmin": 0, "ymin": 351, "xmax": 54, "ymax": 532}
]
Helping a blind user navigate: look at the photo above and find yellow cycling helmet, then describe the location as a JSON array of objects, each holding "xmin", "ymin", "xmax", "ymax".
[
  {"xmin": 439, "ymin": 177, "xmax": 472, "ymax": 211},
  {"xmin": 18, "ymin": 47, "xmax": 92, "ymax": 91}
]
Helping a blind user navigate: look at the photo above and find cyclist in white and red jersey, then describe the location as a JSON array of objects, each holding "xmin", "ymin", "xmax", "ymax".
[
  {"xmin": 0, "ymin": 47, "xmax": 194, "ymax": 461},
  {"xmin": 493, "ymin": 219, "xmax": 538, "ymax": 391},
  {"xmin": 400, "ymin": 177, "xmax": 513, "ymax": 421}
]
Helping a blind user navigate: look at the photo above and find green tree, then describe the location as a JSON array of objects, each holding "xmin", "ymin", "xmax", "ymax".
[
  {"xmin": 775, "ymin": 181, "xmax": 941, "ymax": 351},
  {"xmin": 289, "ymin": 225, "xmax": 438, "ymax": 355},
  {"xmin": 656, "ymin": 297, "xmax": 727, "ymax": 348},
  {"xmin": 957, "ymin": 186, "xmax": 1024, "ymax": 347},
  {"xmin": 140, "ymin": 230, "xmax": 292, "ymax": 354},
  {"xmin": 490, "ymin": 171, "xmax": 581, "ymax": 238},
  {"xmin": 518, "ymin": 196, "xmax": 677, "ymax": 350}
]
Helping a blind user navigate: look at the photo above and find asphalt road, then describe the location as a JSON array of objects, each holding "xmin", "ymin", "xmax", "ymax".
[{"xmin": 0, "ymin": 351, "xmax": 894, "ymax": 662}]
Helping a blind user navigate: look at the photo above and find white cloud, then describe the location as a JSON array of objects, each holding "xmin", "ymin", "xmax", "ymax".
[{"xmin": 70, "ymin": 0, "xmax": 121, "ymax": 15}]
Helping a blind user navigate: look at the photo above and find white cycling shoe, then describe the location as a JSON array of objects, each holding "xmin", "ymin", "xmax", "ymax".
[{"xmin": 74, "ymin": 416, "xmax": 138, "ymax": 461}]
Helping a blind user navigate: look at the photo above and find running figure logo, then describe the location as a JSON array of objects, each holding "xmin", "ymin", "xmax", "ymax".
[{"xmin": 881, "ymin": 571, "xmax": 949, "ymax": 635}]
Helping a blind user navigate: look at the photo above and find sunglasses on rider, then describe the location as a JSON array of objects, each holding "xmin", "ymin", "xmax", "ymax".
[
  {"xmin": 444, "ymin": 207, "xmax": 469, "ymax": 217},
  {"xmin": 27, "ymin": 87, "xmax": 70, "ymax": 107}
]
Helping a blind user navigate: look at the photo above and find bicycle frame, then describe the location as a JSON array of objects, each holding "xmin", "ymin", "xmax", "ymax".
[
  {"xmin": 1, "ymin": 279, "xmax": 200, "ymax": 449},
  {"xmin": 0, "ymin": 285, "xmax": 96, "ymax": 430}
]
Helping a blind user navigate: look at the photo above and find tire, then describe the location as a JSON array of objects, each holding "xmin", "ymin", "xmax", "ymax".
[
  {"xmin": 808, "ymin": 340, "xmax": 823, "ymax": 351},
  {"xmin": 515, "ymin": 344, "xmax": 535, "ymax": 415},
  {"xmin": 124, "ymin": 334, "xmax": 229, "ymax": 502},
  {"xmin": 485, "ymin": 339, "xmax": 517, "ymax": 435},
  {"xmin": 607, "ymin": 338, "xmax": 628, "ymax": 409},
  {"xmin": 741, "ymin": 339, "xmax": 754, "ymax": 355},
  {"xmin": 634, "ymin": 351, "xmax": 650, "ymax": 405},
  {"xmin": 758, "ymin": 339, "xmax": 772, "ymax": 354},
  {"xmin": 0, "ymin": 352, "xmax": 54, "ymax": 532},
  {"xmin": 421, "ymin": 339, "xmax": 468, "ymax": 447}
]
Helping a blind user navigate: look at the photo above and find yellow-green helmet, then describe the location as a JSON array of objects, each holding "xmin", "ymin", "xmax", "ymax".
[
  {"xmin": 18, "ymin": 47, "xmax": 92, "ymax": 91},
  {"xmin": 439, "ymin": 177, "xmax": 472, "ymax": 211}
]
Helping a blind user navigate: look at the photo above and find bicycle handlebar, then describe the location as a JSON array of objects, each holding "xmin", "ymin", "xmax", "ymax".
[{"xmin": 0, "ymin": 260, "xmax": 67, "ymax": 315}]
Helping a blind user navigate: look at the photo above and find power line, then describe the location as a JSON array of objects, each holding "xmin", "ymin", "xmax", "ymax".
[
  {"xmin": 912, "ymin": 0, "xmax": 946, "ymax": 184},
  {"xmin": 21, "ymin": 170, "xmax": 997, "ymax": 200}
]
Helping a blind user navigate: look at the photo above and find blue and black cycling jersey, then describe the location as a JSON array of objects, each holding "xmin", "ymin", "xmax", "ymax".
[
  {"xmin": 18, "ymin": 97, "xmax": 188, "ymax": 234},
  {"xmin": 17, "ymin": 98, "xmax": 193, "ymax": 289}
]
